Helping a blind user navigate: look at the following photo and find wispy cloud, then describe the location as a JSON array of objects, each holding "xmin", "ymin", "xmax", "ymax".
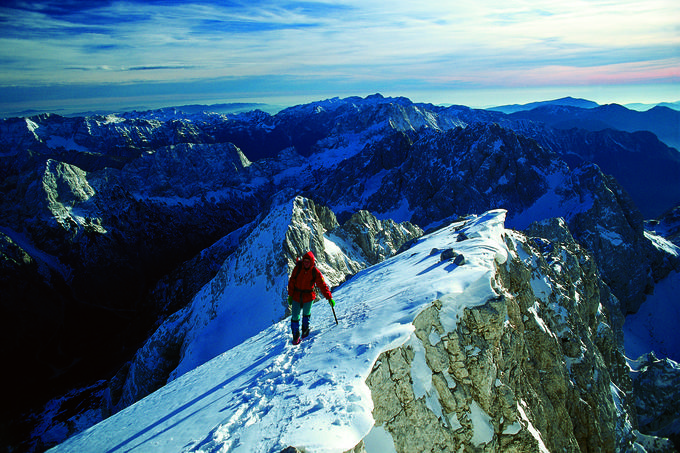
[{"xmin": 0, "ymin": 0, "xmax": 677, "ymax": 112}]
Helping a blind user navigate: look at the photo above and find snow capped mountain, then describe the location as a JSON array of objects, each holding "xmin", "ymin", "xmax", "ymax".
[
  {"xmin": 2, "ymin": 93, "xmax": 679, "ymax": 451},
  {"xmin": 86, "ymin": 195, "xmax": 422, "ymax": 422},
  {"xmin": 43, "ymin": 209, "xmax": 671, "ymax": 452},
  {"xmin": 506, "ymin": 102, "xmax": 680, "ymax": 151},
  {"xmin": 48, "ymin": 205, "xmax": 494, "ymax": 453}
]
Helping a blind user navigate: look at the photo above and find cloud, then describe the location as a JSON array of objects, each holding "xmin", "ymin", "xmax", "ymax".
[{"xmin": 0, "ymin": 0, "xmax": 677, "ymax": 112}]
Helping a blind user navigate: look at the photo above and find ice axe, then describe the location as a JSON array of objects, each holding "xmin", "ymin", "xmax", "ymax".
[{"xmin": 330, "ymin": 299, "xmax": 338, "ymax": 324}]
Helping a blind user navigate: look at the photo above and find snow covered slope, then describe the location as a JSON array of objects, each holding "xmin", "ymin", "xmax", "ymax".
[
  {"xmin": 91, "ymin": 194, "xmax": 423, "ymax": 421},
  {"xmin": 48, "ymin": 210, "xmax": 509, "ymax": 453},
  {"xmin": 48, "ymin": 207, "xmax": 674, "ymax": 452},
  {"xmin": 624, "ymin": 269, "xmax": 680, "ymax": 362}
]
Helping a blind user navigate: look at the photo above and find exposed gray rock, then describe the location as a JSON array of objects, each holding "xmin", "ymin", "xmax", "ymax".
[
  {"xmin": 334, "ymin": 209, "xmax": 423, "ymax": 265},
  {"xmin": 633, "ymin": 430, "xmax": 677, "ymax": 453},
  {"xmin": 280, "ymin": 443, "xmax": 367, "ymax": 453},
  {"xmin": 630, "ymin": 353, "xmax": 680, "ymax": 448},
  {"xmin": 562, "ymin": 164, "xmax": 672, "ymax": 314},
  {"xmin": 365, "ymin": 219, "xmax": 669, "ymax": 452},
  {"xmin": 647, "ymin": 205, "xmax": 680, "ymax": 247}
]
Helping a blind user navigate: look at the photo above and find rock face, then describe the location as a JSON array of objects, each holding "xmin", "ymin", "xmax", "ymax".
[
  {"xmin": 647, "ymin": 205, "xmax": 680, "ymax": 247},
  {"xmin": 556, "ymin": 164, "xmax": 675, "ymax": 314},
  {"xmin": 630, "ymin": 353, "xmax": 680, "ymax": 448},
  {"xmin": 366, "ymin": 217, "xmax": 665, "ymax": 452},
  {"xmin": 312, "ymin": 124, "xmax": 562, "ymax": 228}
]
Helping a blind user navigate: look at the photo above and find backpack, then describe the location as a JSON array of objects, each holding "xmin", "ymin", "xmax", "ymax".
[
  {"xmin": 291, "ymin": 259, "xmax": 320, "ymax": 301},
  {"xmin": 292, "ymin": 260, "xmax": 318, "ymax": 287}
]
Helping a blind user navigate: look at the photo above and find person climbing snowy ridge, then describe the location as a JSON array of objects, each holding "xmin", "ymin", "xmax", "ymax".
[
  {"xmin": 287, "ymin": 251, "xmax": 335, "ymax": 344},
  {"xmin": 47, "ymin": 210, "xmax": 515, "ymax": 453}
]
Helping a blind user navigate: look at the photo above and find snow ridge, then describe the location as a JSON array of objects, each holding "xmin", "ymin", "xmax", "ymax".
[{"xmin": 48, "ymin": 210, "xmax": 508, "ymax": 453}]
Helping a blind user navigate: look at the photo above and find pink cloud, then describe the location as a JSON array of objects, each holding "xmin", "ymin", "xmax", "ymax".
[{"xmin": 488, "ymin": 61, "xmax": 680, "ymax": 87}]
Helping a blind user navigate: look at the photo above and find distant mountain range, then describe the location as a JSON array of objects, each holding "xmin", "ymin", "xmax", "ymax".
[
  {"xmin": 507, "ymin": 102, "xmax": 679, "ymax": 151},
  {"xmin": 62, "ymin": 102, "xmax": 280, "ymax": 119},
  {"xmin": 626, "ymin": 101, "xmax": 680, "ymax": 111},
  {"xmin": 489, "ymin": 96, "xmax": 680, "ymax": 114},
  {"xmin": 488, "ymin": 96, "xmax": 600, "ymax": 113}
]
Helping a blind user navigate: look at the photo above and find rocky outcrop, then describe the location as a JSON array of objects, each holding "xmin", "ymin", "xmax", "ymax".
[
  {"xmin": 647, "ymin": 205, "xmax": 680, "ymax": 247},
  {"xmin": 280, "ymin": 443, "xmax": 367, "ymax": 453},
  {"xmin": 563, "ymin": 164, "xmax": 676, "ymax": 314},
  {"xmin": 334, "ymin": 209, "xmax": 424, "ymax": 265},
  {"xmin": 630, "ymin": 353, "xmax": 680, "ymax": 448},
  {"xmin": 365, "ymin": 217, "xmax": 672, "ymax": 451}
]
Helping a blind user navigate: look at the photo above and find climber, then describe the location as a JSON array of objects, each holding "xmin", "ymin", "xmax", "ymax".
[{"xmin": 287, "ymin": 251, "xmax": 335, "ymax": 344}]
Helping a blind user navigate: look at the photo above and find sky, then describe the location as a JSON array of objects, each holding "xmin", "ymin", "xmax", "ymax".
[{"xmin": 0, "ymin": 0, "xmax": 678, "ymax": 116}]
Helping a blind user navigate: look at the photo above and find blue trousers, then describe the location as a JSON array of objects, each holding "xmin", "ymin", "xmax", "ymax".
[{"xmin": 291, "ymin": 300, "xmax": 312, "ymax": 335}]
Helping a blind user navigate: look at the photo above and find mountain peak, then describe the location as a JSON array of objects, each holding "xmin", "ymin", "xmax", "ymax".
[{"xmin": 488, "ymin": 96, "xmax": 599, "ymax": 114}]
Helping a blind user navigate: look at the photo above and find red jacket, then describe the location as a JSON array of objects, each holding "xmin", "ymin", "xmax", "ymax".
[{"xmin": 288, "ymin": 251, "xmax": 332, "ymax": 303}]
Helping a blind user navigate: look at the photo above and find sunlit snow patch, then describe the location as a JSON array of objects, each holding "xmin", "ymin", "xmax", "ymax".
[{"xmin": 49, "ymin": 209, "xmax": 510, "ymax": 453}]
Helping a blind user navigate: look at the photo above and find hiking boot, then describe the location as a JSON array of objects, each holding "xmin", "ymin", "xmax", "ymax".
[
  {"xmin": 291, "ymin": 319, "xmax": 300, "ymax": 344},
  {"xmin": 301, "ymin": 315, "xmax": 310, "ymax": 339}
]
